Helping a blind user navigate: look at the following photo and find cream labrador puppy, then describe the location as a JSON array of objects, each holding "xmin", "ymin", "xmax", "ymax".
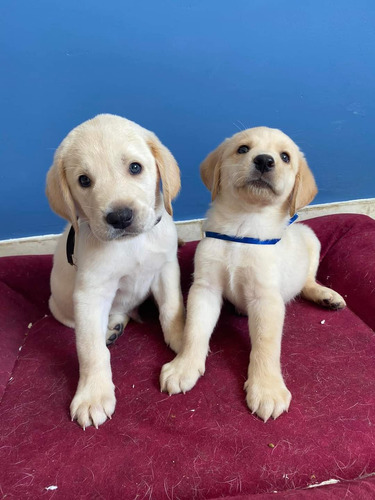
[
  {"xmin": 46, "ymin": 114, "xmax": 184, "ymax": 429},
  {"xmin": 160, "ymin": 126, "xmax": 346, "ymax": 421}
]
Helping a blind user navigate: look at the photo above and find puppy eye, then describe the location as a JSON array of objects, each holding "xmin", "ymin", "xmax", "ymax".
[
  {"xmin": 129, "ymin": 162, "xmax": 142, "ymax": 175},
  {"xmin": 280, "ymin": 152, "xmax": 290, "ymax": 163},
  {"xmin": 237, "ymin": 145, "xmax": 250, "ymax": 154},
  {"xmin": 78, "ymin": 175, "xmax": 91, "ymax": 188}
]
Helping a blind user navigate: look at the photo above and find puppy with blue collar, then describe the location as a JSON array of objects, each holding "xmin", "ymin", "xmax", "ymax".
[{"xmin": 161, "ymin": 126, "xmax": 346, "ymax": 422}]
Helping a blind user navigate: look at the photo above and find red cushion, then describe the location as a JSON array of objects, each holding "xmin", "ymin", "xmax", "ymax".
[
  {"xmin": 306, "ymin": 214, "xmax": 375, "ymax": 331},
  {"xmin": 1, "ymin": 214, "xmax": 375, "ymax": 498}
]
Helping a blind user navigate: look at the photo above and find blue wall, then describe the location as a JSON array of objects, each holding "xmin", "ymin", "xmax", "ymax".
[{"xmin": 1, "ymin": 0, "xmax": 374, "ymax": 239}]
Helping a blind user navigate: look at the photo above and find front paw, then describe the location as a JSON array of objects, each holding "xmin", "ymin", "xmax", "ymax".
[
  {"xmin": 160, "ymin": 355, "xmax": 204, "ymax": 395},
  {"xmin": 244, "ymin": 374, "xmax": 291, "ymax": 422},
  {"xmin": 70, "ymin": 376, "xmax": 116, "ymax": 429}
]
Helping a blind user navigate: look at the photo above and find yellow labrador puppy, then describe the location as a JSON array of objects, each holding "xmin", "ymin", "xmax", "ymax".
[
  {"xmin": 46, "ymin": 114, "xmax": 184, "ymax": 429},
  {"xmin": 160, "ymin": 127, "xmax": 345, "ymax": 421}
]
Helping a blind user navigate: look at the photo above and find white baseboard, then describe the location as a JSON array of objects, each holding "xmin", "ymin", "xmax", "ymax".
[{"xmin": 1, "ymin": 198, "xmax": 374, "ymax": 257}]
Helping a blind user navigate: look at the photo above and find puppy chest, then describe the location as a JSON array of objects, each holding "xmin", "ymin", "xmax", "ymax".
[
  {"xmin": 116, "ymin": 273, "xmax": 154, "ymax": 308},
  {"xmin": 223, "ymin": 249, "xmax": 278, "ymax": 306},
  {"xmin": 224, "ymin": 266, "xmax": 260, "ymax": 300}
]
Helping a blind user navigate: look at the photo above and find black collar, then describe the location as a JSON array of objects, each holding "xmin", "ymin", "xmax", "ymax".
[
  {"xmin": 66, "ymin": 225, "xmax": 76, "ymax": 266},
  {"xmin": 66, "ymin": 215, "xmax": 163, "ymax": 266}
]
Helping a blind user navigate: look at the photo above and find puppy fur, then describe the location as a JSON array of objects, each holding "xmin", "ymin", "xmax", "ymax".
[
  {"xmin": 160, "ymin": 127, "xmax": 345, "ymax": 422},
  {"xmin": 46, "ymin": 114, "xmax": 184, "ymax": 428}
]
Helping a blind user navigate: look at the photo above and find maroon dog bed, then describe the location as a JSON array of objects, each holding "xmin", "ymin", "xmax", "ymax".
[{"xmin": 1, "ymin": 214, "xmax": 375, "ymax": 498}]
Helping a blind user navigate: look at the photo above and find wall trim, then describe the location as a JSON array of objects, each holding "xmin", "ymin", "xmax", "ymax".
[{"xmin": 1, "ymin": 198, "xmax": 374, "ymax": 257}]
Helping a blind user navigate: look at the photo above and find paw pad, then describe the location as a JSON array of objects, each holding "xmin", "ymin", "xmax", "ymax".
[{"xmin": 106, "ymin": 323, "xmax": 124, "ymax": 346}]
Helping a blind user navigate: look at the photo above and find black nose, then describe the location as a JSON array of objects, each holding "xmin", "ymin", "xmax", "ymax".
[
  {"xmin": 253, "ymin": 154, "xmax": 275, "ymax": 173},
  {"xmin": 105, "ymin": 208, "xmax": 133, "ymax": 229}
]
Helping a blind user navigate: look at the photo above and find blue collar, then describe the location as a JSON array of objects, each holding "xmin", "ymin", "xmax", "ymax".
[{"xmin": 205, "ymin": 214, "xmax": 298, "ymax": 245}]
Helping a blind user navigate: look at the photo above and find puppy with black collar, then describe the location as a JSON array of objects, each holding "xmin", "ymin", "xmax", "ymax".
[
  {"xmin": 160, "ymin": 126, "xmax": 345, "ymax": 422},
  {"xmin": 47, "ymin": 114, "xmax": 184, "ymax": 429}
]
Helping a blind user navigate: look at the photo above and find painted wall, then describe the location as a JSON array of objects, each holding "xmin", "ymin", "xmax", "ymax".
[{"xmin": 1, "ymin": 0, "xmax": 374, "ymax": 240}]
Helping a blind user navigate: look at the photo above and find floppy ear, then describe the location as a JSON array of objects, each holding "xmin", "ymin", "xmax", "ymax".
[
  {"xmin": 147, "ymin": 133, "xmax": 180, "ymax": 216},
  {"xmin": 46, "ymin": 142, "xmax": 78, "ymax": 232},
  {"xmin": 289, "ymin": 154, "xmax": 318, "ymax": 216},
  {"xmin": 200, "ymin": 140, "xmax": 227, "ymax": 201}
]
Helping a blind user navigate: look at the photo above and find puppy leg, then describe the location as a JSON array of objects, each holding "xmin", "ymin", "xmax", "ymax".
[
  {"xmin": 301, "ymin": 235, "xmax": 346, "ymax": 310},
  {"xmin": 160, "ymin": 281, "xmax": 222, "ymax": 394},
  {"xmin": 151, "ymin": 259, "xmax": 185, "ymax": 354},
  {"xmin": 302, "ymin": 282, "xmax": 346, "ymax": 310},
  {"xmin": 70, "ymin": 287, "xmax": 117, "ymax": 429},
  {"xmin": 245, "ymin": 292, "xmax": 291, "ymax": 422}
]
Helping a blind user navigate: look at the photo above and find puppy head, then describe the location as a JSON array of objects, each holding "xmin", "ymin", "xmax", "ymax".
[
  {"xmin": 46, "ymin": 114, "xmax": 180, "ymax": 241},
  {"xmin": 200, "ymin": 127, "xmax": 317, "ymax": 215}
]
